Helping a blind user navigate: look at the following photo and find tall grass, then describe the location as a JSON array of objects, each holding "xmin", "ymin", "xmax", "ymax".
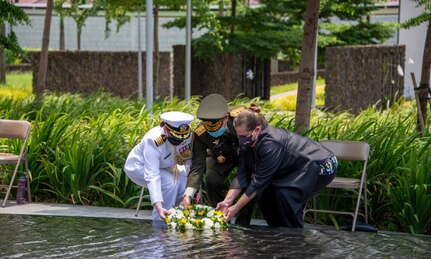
[{"xmin": 1, "ymin": 77, "xmax": 430, "ymax": 234}]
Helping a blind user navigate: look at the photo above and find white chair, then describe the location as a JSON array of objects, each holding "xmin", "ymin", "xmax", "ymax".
[
  {"xmin": 304, "ymin": 140, "xmax": 370, "ymax": 231},
  {"xmin": 0, "ymin": 119, "xmax": 32, "ymax": 207}
]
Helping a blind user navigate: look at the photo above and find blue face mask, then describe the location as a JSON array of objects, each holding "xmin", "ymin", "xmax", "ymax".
[{"xmin": 208, "ymin": 126, "xmax": 225, "ymax": 138}]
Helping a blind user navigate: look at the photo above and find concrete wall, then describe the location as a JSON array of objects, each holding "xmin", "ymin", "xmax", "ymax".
[
  {"xmin": 173, "ymin": 45, "xmax": 271, "ymax": 100},
  {"xmin": 30, "ymin": 51, "xmax": 172, "ymax": 99},
  {"xmin": 325, "ymin": 45, "xmax": 405, "ymax": 114},
  {"xmin": 173, "ymin": 45, "xmax": 246, "ymax": 100}
]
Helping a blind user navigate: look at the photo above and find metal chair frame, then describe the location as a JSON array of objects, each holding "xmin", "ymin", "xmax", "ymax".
[
  {"xmin": 304, "ymin": 140, "xmax": 370, "ymax": 231},
  {"xmin": 0, "ymin": 119, "xmax": 32, "ymax": 207}
]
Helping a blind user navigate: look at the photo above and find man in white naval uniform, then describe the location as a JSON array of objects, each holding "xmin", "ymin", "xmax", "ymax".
[{"xmin": 124, "ymin": 111, "xmax": 194, "ymax": 222}]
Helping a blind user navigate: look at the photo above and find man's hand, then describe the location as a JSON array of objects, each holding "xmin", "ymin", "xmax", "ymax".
[
  {"xmin": 154, "ymin": 201, "xmax": 171, "ymax": 221},
  {"xmin": 180, "ymin": 196, "xmax": 192, "ymax": 209},
  {"xmin": 216, "ymin": 200, "xmax": 230, "ymax": 214},
  {"xmin": 225, "ymin": 205, "xmax": 240, "ymax": 222}
]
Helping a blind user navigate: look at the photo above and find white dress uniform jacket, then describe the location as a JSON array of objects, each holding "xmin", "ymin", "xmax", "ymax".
[{"xmin": 124, "ymin": 126, "xmax": 193, "ymax": 221}]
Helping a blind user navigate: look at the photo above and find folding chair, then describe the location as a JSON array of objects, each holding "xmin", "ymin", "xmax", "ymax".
[
  {"xmin": 304, "ymin": 140, "xmax": 370, "ymax": 231},
  {"xmin": 135, "ymin": 186, "xmax": 150, "ymax": 216},
  {"xmin": 0, "ymin": 119, "xmax": 32, "ymax": 207}
]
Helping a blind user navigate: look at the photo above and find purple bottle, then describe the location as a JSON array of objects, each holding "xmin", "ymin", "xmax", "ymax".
[{"xmin": 16, "ymin": 176, "xmax": 27, "ymax": 205}]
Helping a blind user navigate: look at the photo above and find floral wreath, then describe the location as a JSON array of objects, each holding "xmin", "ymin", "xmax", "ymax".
[{"xmin": 166, "ymin": 204, "xmax": 228, "ymax": 231}]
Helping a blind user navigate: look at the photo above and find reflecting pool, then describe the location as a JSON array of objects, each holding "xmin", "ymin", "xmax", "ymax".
[{"xmin": 0, "ymin": 215, "xmax": 430, "ymax": 258}]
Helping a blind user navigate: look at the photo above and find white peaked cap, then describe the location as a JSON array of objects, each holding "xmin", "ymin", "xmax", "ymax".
[{"xmin": 160, "ymin": 111, "xmax": 194, "ymax": 129}]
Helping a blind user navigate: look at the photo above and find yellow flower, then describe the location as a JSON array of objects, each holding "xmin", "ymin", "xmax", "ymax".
[
  {"xmin": 215, "ymin": 210, "xmax": 223, "ymax": 216},
  {"xmin": 180, "ymin": 218, "xmax": 187, "ymax": 224},
  {"xmin": 187, "ymin": 205, "xmax": 193, "ymax": 209},
  {"xmin": 194, "ymin": 219, "xmax": 202, "ymax": 225},
  {"xmin": 198, "ymin": 210, "xmax": 205, "ymax": 216},
  {"xmin": 166, "ymin": 217, "xmax": 171, "ymax": 223},
  {"xmin": 184, "ymin": 210, "xmax": 190, "ymax": 217}
]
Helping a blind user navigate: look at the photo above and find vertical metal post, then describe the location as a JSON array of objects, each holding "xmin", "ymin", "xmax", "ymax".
[
  {"xmin": 185, "ymin": 0, "xmax": 192, "ymax": 99},
  {"xmin": 137, "ymin": 8, "xmax": 143, "ymax": 101},
  {"xmin": 311, "ymin": 29, "xmax": 318, "ymax": 109},
  {"xmin": 146, "ymin": 0, "xmax": 154, "ymax": 108}
]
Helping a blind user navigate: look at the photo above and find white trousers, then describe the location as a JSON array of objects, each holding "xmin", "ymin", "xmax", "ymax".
[{"xmin": 151, "ymin": 167, "xmax": 187, "ymax": 221}]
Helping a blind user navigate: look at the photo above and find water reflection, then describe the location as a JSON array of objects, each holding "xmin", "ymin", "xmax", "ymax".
[{"xmin": 0, "ymin": 215, "xmax": 430, "ymax": 258}]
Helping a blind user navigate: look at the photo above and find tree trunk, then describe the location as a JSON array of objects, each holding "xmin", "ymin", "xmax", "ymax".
[
  {"xmin": 59, "ymin": 15, "xmax": 65, "ymax": 50},
  {"xmin": 0, "ymin": 23, "xmax": 6, "ymax": 84},
  {"xmin": 36, "ymin": 0, "xmax": 54, "ymax": 103},
  {"xmin": 295, "ymin": 0, "xmax": 320, "ymax": 133},
  {"xmin": 77, "ymin": 28, "xmax": 81, "ymax": 51},
  {"xmin": 263, "ymin": 58, "xmax": 271, "ymax": 100},
  {"xmin": 153, "ymin": 4, "xmax": 160, "ymax": 95},
  {"xmin": 418, "ymin": 17, "xmax": 431, "ymax": 132}
]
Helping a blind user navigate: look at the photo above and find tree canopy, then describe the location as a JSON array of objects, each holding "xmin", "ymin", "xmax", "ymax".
[
  {"xmin": 0, "ymin": 1, "xmax": 31, "ymax": 57},
  {"xmin": 162, "ymin": 0, "xmax": 395, "ymax": 65},
  {"xmin": 401, "ymin": 0, "xmax": 431, "ymax": 28}
]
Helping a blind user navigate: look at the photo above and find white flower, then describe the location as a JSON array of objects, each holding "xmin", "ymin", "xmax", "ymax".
[
  {"xmin": 246, "ymin": 69, "xmax": 254, "ymax": 80},
  {"xmin": 214, "ymin": 222, "xmax": 221, "ymax": 229},
  {"xmin": 397, "ymin": 65, "xmax": 404, "ymax": 77},
  {"xmin": 203, "ymin": 218, "xmax": 214, "ymax": 228},
  {"xmin": 195, "ymin": 204, "xmax": 204, "ymax": 210},
  {"xmin": 169, "ymin": 208, "xmax": 182, "ymax": 216},
  {"xmin": 185, "ymin": 223, "xmax": 194, "ymax": 229},
  {"xmin": 206, "ymin": 209, "xmax": 215, "ymax": 217},
  {"xmin": 189, "ymin": 210, "xmax": 196, "ymax": 218}
]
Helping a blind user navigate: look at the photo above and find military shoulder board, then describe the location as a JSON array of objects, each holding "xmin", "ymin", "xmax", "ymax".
[
  {"xmin": 229, "ymin": 106, "xmax": 245, "ymax": 118},
  {"xmin": 194, "ymin": 125, "xmax": 206, "ymax": 136},
  {"xmin": 154, "ymin": 135, "xmax": 167, "ymax": 147}
]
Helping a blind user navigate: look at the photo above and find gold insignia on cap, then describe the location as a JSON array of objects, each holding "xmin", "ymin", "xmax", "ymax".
[
  {"xmin": 194, "ymin": 125, "xmax": 207, "ymax": 136},
  {"xmin": 179, "ymin": 124, "xmax": 188, "ymax": 133},
  {"xmin": 202, "ymin": 119, "xmax": 223, "ymax": 131},
  {"xmin": 154, "ymin": 135, "xmax": 167, "ymax": 147},
  {"xmin": 165, "ymin": 123, "xmax": 191, "ymax": 139},
  {"xmin": 229, "ymin": 106, "xmax": 245, "ymax": 117}
]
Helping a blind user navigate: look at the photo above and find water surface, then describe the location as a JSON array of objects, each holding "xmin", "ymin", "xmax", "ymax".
[{"xmin": 0, "ymin": 215, "xmax": 430, "ymax": 258}]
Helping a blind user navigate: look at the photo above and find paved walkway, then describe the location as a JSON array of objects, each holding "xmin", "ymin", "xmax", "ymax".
[
  {"xmin": 270, "ymin": 89, "xmax": 297, "ymax": 100},
  {"xmin": 0, "ymin": 200, "xmax": 152, "ymax": 220},
  {"xmin": 0, "ymin": 200, "xmax": 269, "ymax": 225},
  {"xmin": 270, "ymin": 85, "xmax": 325, "ymax": 100}
]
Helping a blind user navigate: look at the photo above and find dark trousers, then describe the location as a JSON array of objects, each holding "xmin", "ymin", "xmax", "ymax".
[
  {"xmin": 259, "ymin": 173, "xmax": 335, "ymax": 228},
  {"xmin": 205, "ymin": 162, "xmax": 256, "ymax": 226}
]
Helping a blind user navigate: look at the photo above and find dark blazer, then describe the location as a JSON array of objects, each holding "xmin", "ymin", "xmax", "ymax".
[{"xmin": 237, "ymin": 125, "xmax": 334, "ymax": 201}]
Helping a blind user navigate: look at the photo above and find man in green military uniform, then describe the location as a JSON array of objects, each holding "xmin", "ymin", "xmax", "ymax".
[{"xmin": 180, "ymin": 94, "xmax": 256, "ymax": 226}]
